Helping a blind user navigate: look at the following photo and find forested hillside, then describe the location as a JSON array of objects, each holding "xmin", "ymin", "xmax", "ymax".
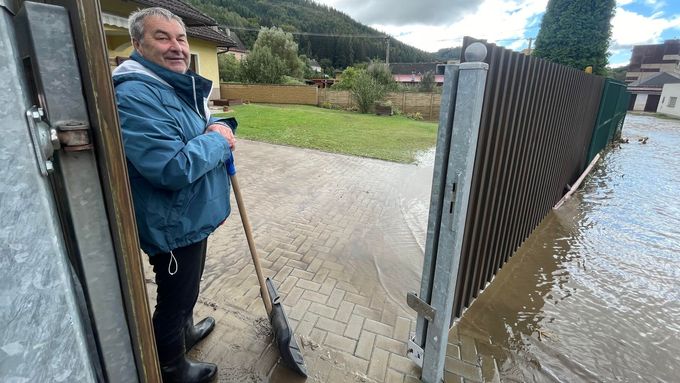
[
  {"xmin": 434, "ymin": 47, "xmax": 462, "ymax": 62},
  {"xmin": 186, "ymin": 0, "xmax": 438, "ymax": 68}
]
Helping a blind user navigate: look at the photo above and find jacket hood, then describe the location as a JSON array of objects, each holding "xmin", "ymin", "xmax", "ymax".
[{"xmin": 113, "ymin": 51, "xmax": 213, "ymax": 120}]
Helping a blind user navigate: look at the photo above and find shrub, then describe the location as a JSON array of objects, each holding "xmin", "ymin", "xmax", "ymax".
[
  {"xmin": 218, "ymin": 54, "xmax": 241, "ymax": 82},
  {"xmin": 366, "ymin": 61, "xmax": 397, "ymax": 91},
  {"xmin": 332, "ymin": 66, "xmax": 361, "ymax": 90},
  {"xmin": 282, "ymin": 76, "xmax": 305, "ymax": 85},
  {"xmin": 351, "ymin": 71, "xmax": 386, "ymax": 113},
  {"xmin": 419, "ymin": 71, "xmax": 435, "ymax": 92},
  {"xmin": 240, "ymin": 46, "xmax": 287, "ymax": 84},
  {"xmin": 406, "ymin": 112, "xmax": 423, "ymax": 121}
]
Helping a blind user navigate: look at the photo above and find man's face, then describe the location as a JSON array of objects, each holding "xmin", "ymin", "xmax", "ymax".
[{"xmin": 133, "ymin": 15, "xmax": 190, "ymax": 73}]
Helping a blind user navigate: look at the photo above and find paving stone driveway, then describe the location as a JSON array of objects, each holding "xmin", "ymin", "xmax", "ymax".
[{"xmin": 144, "ymin": 139, "xmax": 438, "ymax": 382}]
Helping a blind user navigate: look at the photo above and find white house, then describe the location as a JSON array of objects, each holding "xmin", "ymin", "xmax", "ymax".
[
  {"xmin": 657, "ymin": 83, "xmax": 680, "ymax": 118},
  {"xmin": 309, "ymin": 59, "xmax": 322, "ymax": 73},
  {"xmin": 627, "ymin": 71, "xmax": 680, "ymax": 112}
]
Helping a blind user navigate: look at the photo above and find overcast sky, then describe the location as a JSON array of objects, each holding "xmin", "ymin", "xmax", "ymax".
[{"xmin": 315, "ymin": 0, "xmax": 680, "ymax": 67}]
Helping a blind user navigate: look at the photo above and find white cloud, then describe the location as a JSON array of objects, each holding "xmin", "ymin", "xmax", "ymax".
[
  {"xmin": 611, "ymin": 6, "xmax": 680, "ymax": 49},
  {"xmin": 329, "ymin": 0, "xmax": 481, "ymax": 26},
  {"xmin": 368, "ymin": 0, "xmax": 548, "ymax": 52},
  {"xmin": 318, "ymin": 0, "xmax": 680, "ymax": 56},
  {"xmin": 609, "ymin": 60, "xmax": 631, "ymax": 68}
]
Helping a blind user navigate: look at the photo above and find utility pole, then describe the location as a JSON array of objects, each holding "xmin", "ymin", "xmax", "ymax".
[
  {"xmin": 385, "ymin": 36, "xmax": 390, "ymax": 65},
  {"xmin": 527, "ymin": 37, "xmax": 533, "ymax": 55}
]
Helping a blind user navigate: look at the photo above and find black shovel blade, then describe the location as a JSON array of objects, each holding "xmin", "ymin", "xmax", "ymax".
[{"xmin": 266, "ymin": 278, "xmax": 308, "ymax": 378}]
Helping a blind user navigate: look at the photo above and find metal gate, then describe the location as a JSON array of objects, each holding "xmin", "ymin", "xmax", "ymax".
[
  {"xmin": 0, "ymin": 1, "xmax": 158, "ymax": 381},
  {"xmin": 408, "ymin": 37, "xmax": 608, "ymax": 383},
  {"xmin": 587, "ymin": 78, "xmax": 630, "ymax": 163}
]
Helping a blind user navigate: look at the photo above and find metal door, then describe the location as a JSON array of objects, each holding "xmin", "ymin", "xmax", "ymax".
[{"xmin": 1, "ymin": 1, "xmax": 158, "ymax": 381}]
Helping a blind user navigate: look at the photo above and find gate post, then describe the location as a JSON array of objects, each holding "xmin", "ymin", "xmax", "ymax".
[{"xmin": 408, "ymin": 43, "xmax": 488, "ymax": 383}]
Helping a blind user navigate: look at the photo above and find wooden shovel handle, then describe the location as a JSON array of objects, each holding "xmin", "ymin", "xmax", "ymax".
[{"xmin": 230, "ymin": 174, "xmax": 273, "ymax": 315}]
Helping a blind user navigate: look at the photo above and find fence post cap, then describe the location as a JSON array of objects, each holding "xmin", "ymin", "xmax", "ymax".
[{"xmin": 464, "ymin": 42, "xmax": 487, "ymax": 62}]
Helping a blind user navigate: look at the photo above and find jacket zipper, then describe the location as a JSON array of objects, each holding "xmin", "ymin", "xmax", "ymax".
[{"xmin": 191, "ymin": 76, "xmax": 204, "ymax": 121}]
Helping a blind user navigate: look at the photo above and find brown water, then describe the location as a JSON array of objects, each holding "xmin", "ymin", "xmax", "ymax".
[{"xmin": 455, "ymin": 114, "xmax": 680, "ymax": 382}]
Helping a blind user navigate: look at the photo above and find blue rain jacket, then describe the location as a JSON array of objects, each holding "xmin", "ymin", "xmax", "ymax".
[{"xmin": 113, "ymin": 51, "xmax": 236, "ymax": 255}]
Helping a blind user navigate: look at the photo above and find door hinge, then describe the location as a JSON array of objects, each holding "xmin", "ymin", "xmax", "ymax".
[
  {"xmin": 25, "ymin": 106, "xmax": 58, "ymax": 175},
  {"xmin": 56, "ymin": 120, "xmax": 92, "ymax": 151}
]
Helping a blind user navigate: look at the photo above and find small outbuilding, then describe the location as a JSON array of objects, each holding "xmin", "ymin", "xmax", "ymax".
[
  {"xmin": 657, "ymin": 83, "xmax": 680, "ymax": 118},
  {"xmin": 627, "ymin": 72, "xmax": 680, "ymax": 112}
]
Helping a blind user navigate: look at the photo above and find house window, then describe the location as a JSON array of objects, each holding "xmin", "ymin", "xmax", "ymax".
[
  {"xmin": 669, "ymin": 97, "xmax": 677, "ymax": 108},
  {"xmin": 189, "ymin": 54, "xmax": 199, "ymax": 73}
]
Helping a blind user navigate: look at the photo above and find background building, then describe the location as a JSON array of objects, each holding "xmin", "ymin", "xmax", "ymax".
[
  {"xmin": 625, "ymin": 39, "xmax": 680, "ymax": 84},
  {"xmin": 102, "ymin": 0, "xmax": 235, "ymax": 99},
  {"xmin": 657, "ymin": 83, "xmax": 680, "ymax": 118}
]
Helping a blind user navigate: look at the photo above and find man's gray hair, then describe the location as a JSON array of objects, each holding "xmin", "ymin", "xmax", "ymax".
[{"xmin": 128, "ymin": 7, "xmax": 186, "ymax": 41}]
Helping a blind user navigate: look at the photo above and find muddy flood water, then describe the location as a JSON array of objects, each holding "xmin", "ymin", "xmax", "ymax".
[{"xmin": 453, "ymin": 114, "xmax": 680, "ymax": 382}]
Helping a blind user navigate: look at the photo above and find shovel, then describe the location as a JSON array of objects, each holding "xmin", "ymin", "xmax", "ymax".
[{"xmin": 228, "ymin": 161, "xmax": 308, "ymax": 377}]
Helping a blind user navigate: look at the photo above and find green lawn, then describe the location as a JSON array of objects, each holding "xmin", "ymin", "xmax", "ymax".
[{"xmin": 215, "ymin": 104, "xmax": 437, "ymax": 163}]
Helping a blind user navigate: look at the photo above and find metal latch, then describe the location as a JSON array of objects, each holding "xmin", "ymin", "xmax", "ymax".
[
  {"xmin": 56, "ymin": 120, "xmax": 92, "ymax": 151},
  {"xmin": 25, "ymin": 106, "xmax": 59, "ymax": 176},
  {"xmin": 407, "ymin": 291, "xmax": 436, "ymax": 322}
]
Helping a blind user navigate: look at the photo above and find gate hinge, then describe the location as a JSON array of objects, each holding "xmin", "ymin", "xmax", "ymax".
[
  {"xmin": 56, "ymin": 121, "xmax": 92, "ymax": 151},
  {"xmin": 25, "ymin": 106, "xmax": 58, "ymax": 176}
]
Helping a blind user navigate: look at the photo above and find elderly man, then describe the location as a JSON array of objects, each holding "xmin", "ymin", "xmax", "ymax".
[{"xmin": 113, "ymin": 7, "xmax": 236, "ymax": 383}]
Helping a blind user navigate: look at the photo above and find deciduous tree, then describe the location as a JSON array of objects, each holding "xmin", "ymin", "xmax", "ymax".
[
  {"xmin": 240, "ymin": 45, "xmax": 287, "ymax": 84},
  {"xmin": 252, "ymin": 26, "xmax": 305, "ymax": 78},
  {"xmin": 218, "ymin": 54, "xmax": 241, "ymax": 82},
  {"xmin": 332, "ymin": 66, "xmax": 360, "ymax": 90}
]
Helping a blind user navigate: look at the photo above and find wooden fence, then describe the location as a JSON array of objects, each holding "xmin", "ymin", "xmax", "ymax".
[
  {"xmin": 319, "ymin": 89, "xmax": 441, "ymax": 120},
  {"xmin": 219, "ymin": 83, "xmax": 441, "ymax": 120}
]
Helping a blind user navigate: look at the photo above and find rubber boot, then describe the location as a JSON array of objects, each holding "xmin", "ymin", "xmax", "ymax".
[
  {"xmin": 185, "ymin": 316, "xmax": 216, "ymax": 352},
  {"xmin": 160, "ymin": 350, "xmax": 217, "ymax": 383}
]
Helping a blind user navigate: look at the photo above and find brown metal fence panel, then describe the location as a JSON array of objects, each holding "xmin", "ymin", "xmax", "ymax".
[{"xmin": 452, "ymin": 37, "xmax": 605, "ymax": 318}]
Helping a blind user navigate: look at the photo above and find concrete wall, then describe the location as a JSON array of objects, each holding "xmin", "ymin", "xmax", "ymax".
[
  {"xmin": 658, "ymin": 83, "xmax": 680, "ymax": 117},
  {"xmin": 220, "ymin": 83, "xmax": 319, "ymax": 105}
]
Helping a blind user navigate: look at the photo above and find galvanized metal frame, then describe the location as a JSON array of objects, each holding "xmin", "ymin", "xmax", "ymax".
[
  {"xmin": 414, "ymin": 63, "xmax": 461, "ymax": 348},
  {"xmin": 411, "ymin": 37, "xmax": 613, "ymax": 382},
  {"xmin": 0, "ymin": 5, "xmax": 98, "ymax": 381},
  {"xmin": 49, "ymin": 0, "xmax": 161, "ymax": 380},
  {"xmin": 15, "ymin": 3, "xmax": 139, "ymax": 381},
  {"xmin": 411, "ymin": 43, "xmax": 489, "ymax": 383}
]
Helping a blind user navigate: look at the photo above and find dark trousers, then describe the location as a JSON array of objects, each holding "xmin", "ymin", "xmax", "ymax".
[{"xmin": 149, "ymin": 238, "xmax": 207, "ymax": 364}]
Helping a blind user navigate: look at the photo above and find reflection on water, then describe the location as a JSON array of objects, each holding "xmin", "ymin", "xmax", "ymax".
[{"xmin": 454, "ymin": 114, "xmax": 680, "ymax": 382}]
